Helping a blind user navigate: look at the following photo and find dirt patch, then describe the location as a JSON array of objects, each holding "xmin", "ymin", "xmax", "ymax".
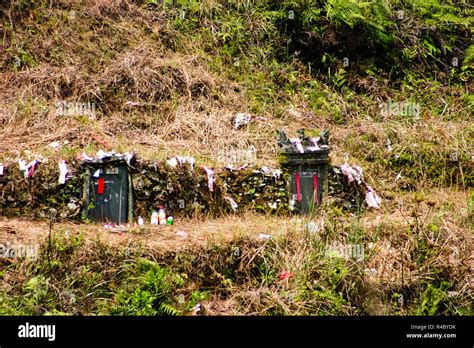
[{"xmin": 0, "ymin": 213, "xmax": 290, "ymax": 251}]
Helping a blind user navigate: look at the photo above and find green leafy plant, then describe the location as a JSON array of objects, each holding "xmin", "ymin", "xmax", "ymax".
[
  {"xmin": 108, "ymin": 258, "xmax": 181, "ymax": 316},
  {"xmin": 416, "ymin": 281, "xmax": 450, "ymax": 316}
]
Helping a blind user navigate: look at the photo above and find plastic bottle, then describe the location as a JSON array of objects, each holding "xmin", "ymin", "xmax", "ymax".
[
  {"xmin": 138, "ymin": 216, "xmax": 144, "ymax": 226},
  {"xmin": 158, "ymin": 207, "xmax": 167, "ymax": 225},
  {"xmin": 151, "ymin": 211, "xmax": 158, "ymax": 225}
]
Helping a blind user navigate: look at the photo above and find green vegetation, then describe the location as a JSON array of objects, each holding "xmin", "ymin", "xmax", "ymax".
[
  {"xmin": 0, "ymin": 0, "xmax": 472, "ymax": 316},
  {"xmin": 0, "ymin": 210, "xmax": 471, "ymax": 316},
  {"xmin": 1, "ymin": 0, "xmax": 472, "ymax": 186}
]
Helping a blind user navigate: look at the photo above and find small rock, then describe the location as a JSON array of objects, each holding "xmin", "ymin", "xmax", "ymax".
[{"xmin": 176, "ymin": 230, "xmax": 188, "ymax": 238}]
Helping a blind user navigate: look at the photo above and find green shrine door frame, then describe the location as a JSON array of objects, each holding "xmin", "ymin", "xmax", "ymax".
[{"xmin": 82, "ymin": 161, "xmax": 133, "ymax": 224}]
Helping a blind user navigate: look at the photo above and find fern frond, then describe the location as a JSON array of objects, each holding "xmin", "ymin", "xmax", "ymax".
[
  {"xmin": 158, "ymin": 302, "xmax": 179, "ymax": 316},
  {"xmin": 463, "ymin": 44, "xmax": 474, "ymax": 67}
]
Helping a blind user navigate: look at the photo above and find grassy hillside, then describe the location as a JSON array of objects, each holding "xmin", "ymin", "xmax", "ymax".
[{"xmin": 1, "ymin": 0, "xmax": 472, "ymax": 184}]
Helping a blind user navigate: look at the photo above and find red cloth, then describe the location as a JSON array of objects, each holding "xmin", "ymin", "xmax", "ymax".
[
  {"xmin": 97, "ymin": 178, "xmax": 105, "ymax": 194},
  {"xmin": 313, "ymin": 174, "xmax": 318, "ymax": 204},
  {"xmin": 279, "ymin": 271, "xmax": 293, "ymax": 280},
  {"xmin": 295, "ymin": 173, "xmax": 301, "ymax": 202}
]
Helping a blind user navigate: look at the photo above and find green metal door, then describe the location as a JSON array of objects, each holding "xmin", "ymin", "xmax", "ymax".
[
  {"xmin": 88, "ymin": 165, "xmax": 129, "ymax": 224},
  {"xmin": 289, "ymin": 171, "xmax": 320, "ymax": 214}
]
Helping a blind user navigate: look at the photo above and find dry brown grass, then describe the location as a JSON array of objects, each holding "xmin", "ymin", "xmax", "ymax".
[
  {"xmin": 0, "ymin": 0, "xmax": 472, "ymax": 187},
  {"xmin": 0, "ymin": 187, "xmax": 471, "ymax": 315},
  {"xmin": 0, "ymin": 212, "xmax": 285, "ymax": 251}
]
